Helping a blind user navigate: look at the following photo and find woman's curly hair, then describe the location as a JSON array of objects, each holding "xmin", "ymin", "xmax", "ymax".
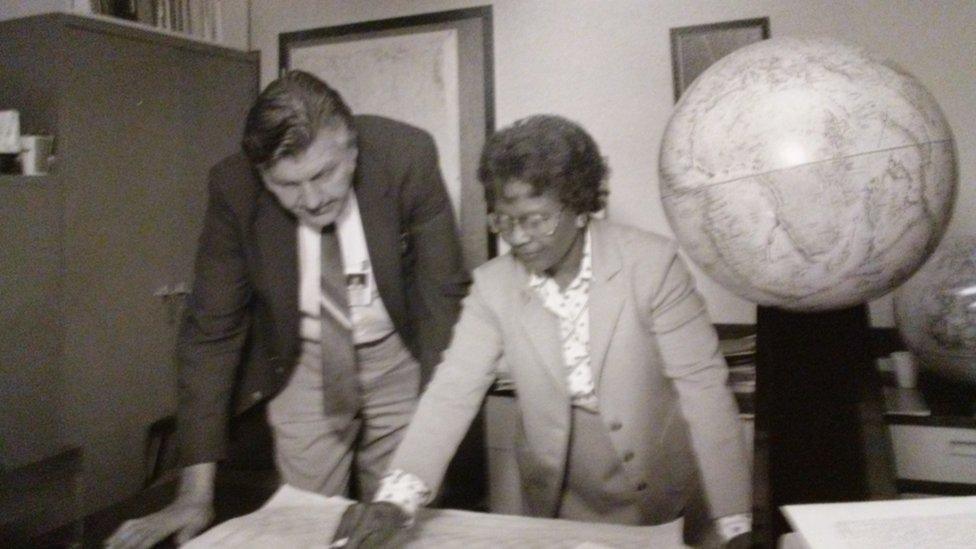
[{"xmin": 477, "ymin": 114, "xmax": 608, "ymax": 213}]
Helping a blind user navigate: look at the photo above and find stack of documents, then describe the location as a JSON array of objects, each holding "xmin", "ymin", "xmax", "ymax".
[{"xmin": 721, "ymin": 333, "xmax": 756, "ymax": 417}]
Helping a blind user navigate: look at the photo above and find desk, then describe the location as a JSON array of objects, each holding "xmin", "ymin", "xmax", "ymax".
[
  {"xmin": 884, "ymin": 389, "xmax": 976, "ymax": 495},
  {"xmin": 877, "ymin": 350, "xmax": 976, "ymax": 496}
]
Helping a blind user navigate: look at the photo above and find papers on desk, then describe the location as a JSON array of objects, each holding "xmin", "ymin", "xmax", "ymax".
[
  {"xmin": 721, "ymin": 333, "xmax": 756, "ymax": 418},
  {"xmin": 186, "ymin": 485, "xmax": 686, "ymax": 548},
  {"xmin": 782, "ymin": 496, "xmax": 976, "ymax": 548},
  {"xmin": 719, "ymin": 333, "xmax": 755, "ymax": 359}
]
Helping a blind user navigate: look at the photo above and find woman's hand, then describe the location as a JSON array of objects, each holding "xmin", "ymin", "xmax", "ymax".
[{"xmin": 330, "ymin": 501, "xmax": 409, "ymax": 548}]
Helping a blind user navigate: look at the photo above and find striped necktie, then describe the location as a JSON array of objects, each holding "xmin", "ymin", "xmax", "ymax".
[{"xmin": 319, "ymin": 225, "xmax": 360, "ymax": 419}]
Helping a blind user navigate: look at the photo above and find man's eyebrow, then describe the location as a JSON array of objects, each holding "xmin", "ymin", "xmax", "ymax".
[
  {"xmin": 309, "ymin": 155, "xmax": 348, "ymax": 180},
  {"xmin": 268, "ymin": 175, "xmax": 299, "ymax": 187},
  {"xmin": 308, "ymin": 165, "xmax": 331, "ymax": 181},
  {"xmin": 275, "ymin": 162, "xmax": 337, "ymax": 186}
]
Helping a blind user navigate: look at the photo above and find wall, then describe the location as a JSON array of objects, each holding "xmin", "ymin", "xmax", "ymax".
[
  {"xmin": 218, "ymin": 0, "xmax": 250, "ymax": 50},
  {"xmin": 249, "ymin": 0, "xmax": 976, "ymax": 325},
  {"xmin": 0, "ymin": 0, "xmax": 68, "ymax": 20}
]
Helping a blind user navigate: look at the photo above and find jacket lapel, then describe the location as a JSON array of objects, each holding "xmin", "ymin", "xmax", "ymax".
[
  {"xmin": 588, "ymin": 221, "xmax": 625, "ymax": 387},
  {"xmin": 253, "ymin": 188, "xmax": 299, "ymax": 358},
  {"xmin": 515, "ymin": 263, "xmax": 569, "ymax": 396},
  {"xmin": 352, "ymin": 145, "xmax": 404, "ymax": 332}
]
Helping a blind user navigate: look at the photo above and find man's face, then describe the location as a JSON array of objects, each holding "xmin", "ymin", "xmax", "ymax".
[{"xmin": 260, "ymin": 124, "xmax": 358, "ymax": 229}]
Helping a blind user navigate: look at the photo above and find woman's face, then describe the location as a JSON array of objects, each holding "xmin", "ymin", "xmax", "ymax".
[{"xmin": 492, "ymin": 179, "xmax": 585, "ymax": 279}]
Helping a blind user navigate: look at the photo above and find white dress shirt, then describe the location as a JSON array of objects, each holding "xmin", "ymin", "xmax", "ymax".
[{"xmin": 298, "ymin": 193, "xmax": 395, "ymax": 345}]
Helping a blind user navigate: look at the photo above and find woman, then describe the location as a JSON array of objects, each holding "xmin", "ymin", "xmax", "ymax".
[{"xmin": 335, "ymin": 115, "xmax": 751, "ymax": 548}]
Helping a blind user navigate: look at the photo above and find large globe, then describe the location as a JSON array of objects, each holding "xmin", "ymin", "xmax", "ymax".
[
  {"xmin": 894, "ymin": 236, "xmax": 976, "ymax": 385},
  {"xmin": 659, "ymin": 37, "xmax": 956, "ymax": 311}
]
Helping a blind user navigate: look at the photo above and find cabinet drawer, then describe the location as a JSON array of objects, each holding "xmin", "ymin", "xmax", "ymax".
[{"xmin": 889, "ymin": 425, "xmax": 976, "ymax": 484}]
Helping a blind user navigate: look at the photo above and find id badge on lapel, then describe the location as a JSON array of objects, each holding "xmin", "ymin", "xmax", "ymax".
[{"xmin": 346, "ymin": 259, "xmax": 374, "ymax": 307}]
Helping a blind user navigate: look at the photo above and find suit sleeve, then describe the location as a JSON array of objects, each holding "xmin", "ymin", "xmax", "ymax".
[
  {"xmin": 649, "ymin": 244, "xmax": 751, "ymax": 518},
  {"xmin": 401, "ymin": 132, "xmax": 470, "ymax": 381},
  {"xmin": 175, "ymin": 171, "xmax": 252, "ymax": 466},
  {"xmin": 388, "ymin": 276, "xmax": 501, "ymax": 494}
]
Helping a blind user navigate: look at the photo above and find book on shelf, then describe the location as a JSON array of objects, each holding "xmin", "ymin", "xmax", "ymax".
[{"xmin": 86, "ymin": 0, "xmax": 223, "ymax": 42}]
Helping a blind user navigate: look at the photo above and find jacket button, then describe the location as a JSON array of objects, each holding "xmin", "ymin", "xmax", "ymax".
[
  {"xmin": 636, "ymin": 481, "xmax": 648, "ymax": 491},
  {"xmin": 609, "ymin": 420, "xmax": 623, "ymax": 431},
  {"xmin": 274, "ymin": 366, "xmax": 285, "ymax": 375},
  {"xmin": 251, "ymin": 391, "xmax": 263, "ymax": 402},
  {"xmin": 623, "ymin": 450, "xmax": 635, "ymax": 462}
]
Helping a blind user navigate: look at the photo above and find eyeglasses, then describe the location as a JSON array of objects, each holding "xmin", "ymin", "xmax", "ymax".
[{"xmin": 488, "ymin": 207, "xmax": 565, "ymax": 238}]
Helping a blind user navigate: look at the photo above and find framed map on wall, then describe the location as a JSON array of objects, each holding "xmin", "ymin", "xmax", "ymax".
[{"xmin": 280, "ymin": 7, "xmax": 496, "ymax": 266}]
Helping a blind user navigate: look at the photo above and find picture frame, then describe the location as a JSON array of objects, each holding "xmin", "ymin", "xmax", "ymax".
[
  {"xmin": 280, "ymin": 7, "xmax": 496, "ymax": 266},
  {"xmin": 670, "ymin": 17, "xmax": 770, "ymax": 102}
]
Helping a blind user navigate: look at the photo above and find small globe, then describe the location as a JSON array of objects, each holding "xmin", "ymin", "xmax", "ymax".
[
  {"xmin": 659, "ymin": 37, "xmax": 957, "ymax": 311},
  {"xmin": 894, "ymin": 236, "xmax": 976, "ymax": 385}
]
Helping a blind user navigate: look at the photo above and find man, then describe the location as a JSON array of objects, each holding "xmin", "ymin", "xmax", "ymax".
[{"xmin": 107, "ymin": 71, "xmax": 467, "ymax": 548}]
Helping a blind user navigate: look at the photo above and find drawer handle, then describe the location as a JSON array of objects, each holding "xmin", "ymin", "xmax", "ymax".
[{"xmin": 948, "ymin": 440, "xmax": 976, "ymax": 458}]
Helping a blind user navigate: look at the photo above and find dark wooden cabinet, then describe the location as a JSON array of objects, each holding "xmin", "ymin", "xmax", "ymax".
[
  {"xmin": 0, "ymin": 176, "xmax": 66, "ymax": 470},
  {"xmin": 0, "ymin": 13, "xmax": 258, "ymax": 516}
]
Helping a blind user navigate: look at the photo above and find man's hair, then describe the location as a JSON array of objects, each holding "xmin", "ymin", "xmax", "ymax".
[
  {"xmin": 242, "ymin": 70, "xmax": 355, "ymax": 167},
  {"xmin": 477, "ymin": 114, "xmax": 608, "ymax": 214}
]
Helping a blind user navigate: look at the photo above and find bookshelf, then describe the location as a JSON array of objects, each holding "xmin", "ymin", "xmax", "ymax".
[{"xmin": 78, "ymin": 0, "xmax": 226, "ymax": 42}]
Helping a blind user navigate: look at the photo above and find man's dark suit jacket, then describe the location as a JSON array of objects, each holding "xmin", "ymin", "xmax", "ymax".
[{"xmin": 175, "ymin": 115, "xmax": 469, "ymax": 466}]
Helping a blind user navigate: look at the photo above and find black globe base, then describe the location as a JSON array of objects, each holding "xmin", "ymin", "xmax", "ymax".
[{"xmin": 755, "ymin": 304, "xmax": 880, "ymax": 543}]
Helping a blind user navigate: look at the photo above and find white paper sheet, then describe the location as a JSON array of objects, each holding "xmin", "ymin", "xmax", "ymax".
[
  {"xmin": 186, "ymin": 485, "xmax": 686, "ymax": 548},
  {"xmin": 782, "ymin": 496, "xmax": 976, "ymax": 548}
]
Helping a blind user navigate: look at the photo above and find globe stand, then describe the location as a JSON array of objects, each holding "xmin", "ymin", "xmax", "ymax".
[{"xmin": 754, "ymin": 305, "xmax": 882, "ymax": 542}]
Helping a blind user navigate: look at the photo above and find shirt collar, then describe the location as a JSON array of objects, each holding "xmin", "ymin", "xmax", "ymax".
[
  {"xmin": 333, "ymin": 191, "xmax": 357, "ymax": 229},
  {"xmin": 300, "ymin": 191, "xmax": 358, "ymax": 233}
]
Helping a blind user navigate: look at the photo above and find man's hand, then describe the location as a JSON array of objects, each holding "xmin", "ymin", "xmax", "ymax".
[
  {"xmin": 105, "ymin": 462, "xmax": 216, "ymax": 548},
  {"xmin": 104, "ymin": 499, "xmax": 214, "ymax": 548},
  {"xmin": 330, "ymin": 502, "xmax": 409, "ymax": 549}
]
